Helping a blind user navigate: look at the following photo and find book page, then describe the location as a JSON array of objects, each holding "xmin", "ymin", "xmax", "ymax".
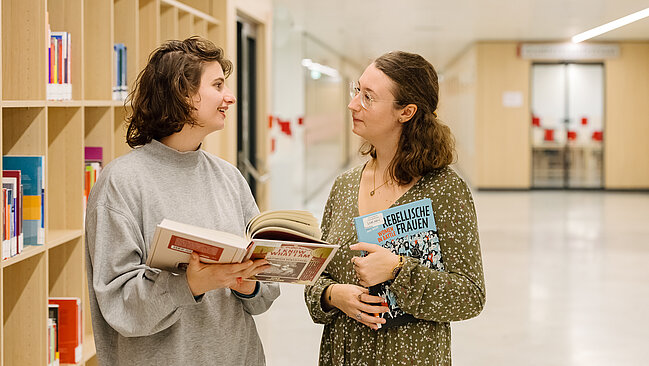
[
  {"xmin": 246, "ymin": 210, "xmax": 321, "ymax": 239},
  {"xmin": 250, "ymin": 226, "xmax": 326, "ymax": 244}
]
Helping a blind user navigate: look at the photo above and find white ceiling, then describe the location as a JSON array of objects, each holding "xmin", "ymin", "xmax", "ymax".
[{"xmin": 273, "ymin": 0, "xmax": 649, "ymax": 71}]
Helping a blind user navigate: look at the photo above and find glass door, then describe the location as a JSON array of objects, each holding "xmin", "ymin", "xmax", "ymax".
[{"xmin": 531, "ymin": 63, "xmax": 604, "ymax": 188}]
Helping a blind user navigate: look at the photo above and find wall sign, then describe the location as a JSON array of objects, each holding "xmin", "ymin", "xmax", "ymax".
[
  {"xmin": 519, "ymin": 43, "xmax": 620, "ymax": 60},
  {"xmin": 502, "ymin": 91, "xmax": 523, "ymax": 108}
]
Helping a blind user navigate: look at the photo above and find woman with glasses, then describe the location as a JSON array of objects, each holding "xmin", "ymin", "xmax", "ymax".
[{"xmin": 304, "ymin": 51, "xmax": 486, "ymax": 365}]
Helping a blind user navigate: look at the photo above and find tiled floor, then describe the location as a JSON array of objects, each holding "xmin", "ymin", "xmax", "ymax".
[{"xmin": 257, "ymin": 170, "xmax": 649, "ymax": 365}]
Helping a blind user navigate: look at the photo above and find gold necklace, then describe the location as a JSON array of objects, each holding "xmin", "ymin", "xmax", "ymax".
[{"xmin": 370, "ymin": 163, "xmax": 390, "ymax": 196}]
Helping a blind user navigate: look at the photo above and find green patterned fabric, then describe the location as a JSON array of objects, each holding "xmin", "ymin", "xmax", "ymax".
[{"xmin": 305, "ymin": 164, "xmax": 486, "ymax": 366}]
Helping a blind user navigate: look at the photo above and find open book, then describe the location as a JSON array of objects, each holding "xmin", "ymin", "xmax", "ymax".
[{"xmin": 146, "ymin": 210, "xmax": 339, "ymax": 285}]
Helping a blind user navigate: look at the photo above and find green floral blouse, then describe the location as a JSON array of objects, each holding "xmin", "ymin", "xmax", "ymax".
[{"xmin": 304, "ymin": 164, "xmax": 486, "ymax": 366}]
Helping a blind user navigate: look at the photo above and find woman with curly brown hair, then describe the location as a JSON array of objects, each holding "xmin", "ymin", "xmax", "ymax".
[
  {"xmin": 85, "ymin": 37, "xmax": 279, "ymax": 365},
  {"xmin": 304, "ymin": 51, "xmax": 486, "ymax": 365}
]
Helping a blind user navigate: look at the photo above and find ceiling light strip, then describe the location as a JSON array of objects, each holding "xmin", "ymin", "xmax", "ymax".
[{"xmin": 572, "ymin": 7, "xmax": 649, "ymax": 43}]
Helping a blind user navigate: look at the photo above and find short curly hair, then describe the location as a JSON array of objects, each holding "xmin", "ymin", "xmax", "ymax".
[
  {"xmin": 125, "ymin": 36, "xmax": 233, "ymax": 148},
  {"xmin": 361, "ymin": 51, "xmax": 456, "ymax": 184}
]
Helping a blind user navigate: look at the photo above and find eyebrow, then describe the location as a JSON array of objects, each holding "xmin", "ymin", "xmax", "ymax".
[
  {"xmin": 358, "ymin": 81, "xmax": 376, "ymax": 94},
  {"xmin": 211, "ymin": 77, "xmax": 225, "ymax": 83}
]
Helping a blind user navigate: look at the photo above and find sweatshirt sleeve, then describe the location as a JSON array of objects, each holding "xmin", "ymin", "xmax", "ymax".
[
  {"xmin": 86, "ymin": 204, "xmax": 198, "ymax": 337},
  {"xmin": 389, "ymin": 179, "xmax": 486, "ymax": 322},
  {"xmin": 233, "ymin": 282, "xmax": 280, "ymax": 315}
]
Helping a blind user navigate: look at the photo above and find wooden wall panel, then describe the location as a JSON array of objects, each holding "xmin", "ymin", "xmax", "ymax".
[
  {"xmin": 604, "ymin": 42, "xmax": 649, "ymax": 189},
  {"xmin": 475, "ymin": 42, "xmax": 531, "ymax": 189}
]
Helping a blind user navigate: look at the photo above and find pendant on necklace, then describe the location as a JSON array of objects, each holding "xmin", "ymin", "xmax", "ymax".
[{"xmin": 370, "ymin": 190, "xmax": 375, "ymax": 196}]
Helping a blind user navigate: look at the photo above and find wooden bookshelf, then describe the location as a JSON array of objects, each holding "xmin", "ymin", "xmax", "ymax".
[{"xmin": 1, "ymin": 1, "xmax": 271, "ymax": 364}]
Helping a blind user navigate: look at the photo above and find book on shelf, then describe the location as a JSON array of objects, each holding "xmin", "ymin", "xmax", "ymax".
[
  {"xmin": 2, "ymin": 177, "xmax": 17, "ymax": 259},
  {"xmin": 146, "ymin": 210, "xmax": 340, "ymax": 285},
  {"xmin": 2, "ymin": 188, "xmax": 8, "ymax": 260},
  {"xmin": 3, "ymin": 156, "xmax": 45, "ymax": 246},
  {"xmin": 84, "ymin": 147, "xmax": 103, "ymax": 218},
  {"xmin": 354, "ymin": 198, "xmax": 444, "ymax": 329},
  {"xmin": 47, "ymin": 31, "xmax": 72, "ymax": 100},
  {"xmin": 113, "ymin": 43, "xmax": 128, "ymax": 101},
  {"xmin": 48, "ymin": 298, "xmax": 82, "ymax": 364},
  {"xmin": 48, "ymin": 304, "xmax": 61, "ymax": 366},
  {"xmin": 3, "ymin": 170, "xmax": 23, "ymax": 257}
]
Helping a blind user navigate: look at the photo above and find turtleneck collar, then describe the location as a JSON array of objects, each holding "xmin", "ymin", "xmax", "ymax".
[{"xmin": 141, "ymin": 139, "xmax": 204, "ymax": 167}]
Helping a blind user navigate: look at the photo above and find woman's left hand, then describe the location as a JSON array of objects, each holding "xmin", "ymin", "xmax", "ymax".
[{"xmin": 350, "ymin": 243, "xmax": 400, "ymax": 287}]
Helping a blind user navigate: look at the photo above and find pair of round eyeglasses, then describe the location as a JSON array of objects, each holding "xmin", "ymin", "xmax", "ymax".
[{"xmin": 349, "ymin": 81, "xmax": 397, "ymax": 110}]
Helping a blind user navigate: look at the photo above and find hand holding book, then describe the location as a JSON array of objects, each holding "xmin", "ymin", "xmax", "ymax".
[
  {"xmin": 350, "ymin": 243, "xmax": 401, "ymax": 287},
  {"xmin": 325, "ymin": 284, "xmax": 388, "ymax": 331},
  {"xmin": 186, "ymin": 252, "xmax": 271, "ymax": 296}
]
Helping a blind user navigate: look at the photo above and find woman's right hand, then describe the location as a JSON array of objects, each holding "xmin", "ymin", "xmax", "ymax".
[
  {"xmin": 328, "ymin": 284, "xmax": 389, "ymax": 330},
  {"xmin": 186, "ymin": 252, "xmax": 270, "ymax": 296}
]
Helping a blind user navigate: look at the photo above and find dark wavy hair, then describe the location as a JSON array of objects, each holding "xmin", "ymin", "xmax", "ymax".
[
  {"xmin": 360, "ymin": 51, "xmax": 456, "ymax": 185},
  {"xmin": 125, "ymin": 36, "xmax": 233, "ymax": 148}
]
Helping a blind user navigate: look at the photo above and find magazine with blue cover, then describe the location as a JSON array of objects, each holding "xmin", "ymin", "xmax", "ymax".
[{"xmin": 354, "ymin": 198, "xmax": 444, "ymax": 328}]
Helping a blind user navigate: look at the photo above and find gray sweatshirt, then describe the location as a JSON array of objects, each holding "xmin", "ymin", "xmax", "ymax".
[{"xmin": 85, "ymin": 139, "xmax": 280, "ymax": 365}]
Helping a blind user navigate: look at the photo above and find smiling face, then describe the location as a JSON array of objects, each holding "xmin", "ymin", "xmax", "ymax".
[
  {"xmin": 191, "ymin": 61, "xmax": 236, "ymax": 133},
  {"xmin": 348, "ymin": 63, "xmax": 404, "ymax": 145}
]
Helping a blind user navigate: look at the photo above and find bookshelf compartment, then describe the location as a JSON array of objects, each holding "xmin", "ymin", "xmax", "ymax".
[
  {"xmin": 85, "ymin": 106, "xmax": 114, "ymax": 165},
  {"xmin": 1, "ymin": 0, "xmax": 47, "ymax": 100},
  {"xmin": 47, "ymin": 107, "xmax": 83, "ymax": 234},
  {"xmin": 82, "ymin": 278, "xmax": 95, "ymax": 364},
  {"xmin": 138, "ymin": 0, "xmax": 161, "ymax": 70},
  {"xmin": 194, "ymin": 18, "xmax": 208, "ymax": 38},
  {"xmin": 160, "ymin": 4, "xmax": 179, "ymax": 42},
  {"xmin": 208, "ymin": 23, "xmax": 219, "ymax": 41},
  {"xmin": 2, "ymin": 107, "xmax": 47, "ymax": 155},
  {"xmin": 84, "ymin": 0, "xmax": 113, "ymax": 101},
  {"xmin": 179, "ymin": 10, "xmax": 194, "ymax": 39},
  {"xmin": 48, "ymin": 0, "xmax": 83, "ymax": 101},
  {"xmin": 48, "ymin": 236, "xmax": 83, "ymax": 299},
  {"xmin": 113, "ymin": 105, "xmax": 132, "ymax": 158},
  {"xmin": 2, "ymin": 253, "xmax": 47, "ymax": 366},
  {"xmin": 114, "ymin": 0, "xmax": 139, "ymax": 96}
]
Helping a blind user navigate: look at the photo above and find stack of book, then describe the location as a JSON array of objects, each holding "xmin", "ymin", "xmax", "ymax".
[
  {"xmin": 49, "ymin": 298, "xmax": 82, "ymax": 365},
  {"xmin": 47, "ymin": 31, "xmax": 72, "ymax": 100},
  {"xmin": 2, "ymin": 170, "xmax": 23, "ymax": 260},
  {"xmin": 2, "ymin": 156, "xmax": 45, "ymax": 260}
]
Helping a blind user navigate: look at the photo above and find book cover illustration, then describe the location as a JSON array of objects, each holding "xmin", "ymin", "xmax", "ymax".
[
  {"xmin": 246, "ymin": 240, "xmax": 338, "ymax": 285},
  {"xmin": 354, "ymin": 198, "xmax": 444, "ymax": 328}
]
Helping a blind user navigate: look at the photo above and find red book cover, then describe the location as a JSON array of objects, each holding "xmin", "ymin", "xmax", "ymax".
[{"xmin": 48, "ymin": 298, "xmax": 82, "ymax": 364}]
